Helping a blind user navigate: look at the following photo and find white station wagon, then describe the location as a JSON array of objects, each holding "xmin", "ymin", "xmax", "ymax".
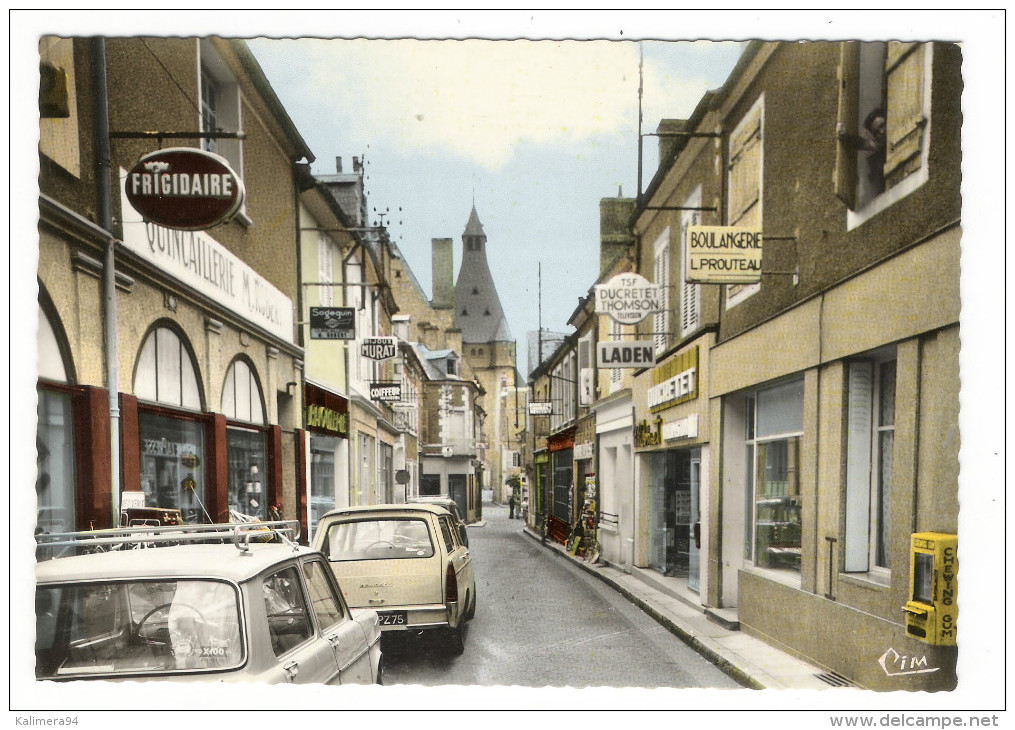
[
  {"xmin": 35, "ymin": 523, "xmax": 382, "ymax": 684},
  {"xmin": 313, "ymin": 504, "xmax": 476, "ymax": 654}
]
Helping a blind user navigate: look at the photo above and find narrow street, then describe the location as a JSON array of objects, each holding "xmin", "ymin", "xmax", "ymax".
[{"xmin": 379, "ymin": 503, "xmax": 743, "ymax": 688}]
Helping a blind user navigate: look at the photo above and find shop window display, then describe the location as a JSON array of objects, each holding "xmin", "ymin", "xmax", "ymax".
[
  {"xmin": 138, "ymin": 412, "xmax": 207, "ymax": 523},
  {"xmin": 36, "ymin": 388, "xmax": 76, "ymax": 536},
  {"xmin": 227, "ymin": 427, "xmax": 267, "ymax": 520}
]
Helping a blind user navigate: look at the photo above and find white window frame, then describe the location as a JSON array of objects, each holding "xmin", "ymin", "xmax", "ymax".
[
  {"xmin": 680, "ymin": 186, "xmax": 703, "ymax": 337},
  {"xmin": 652, "ymin": 228, "xmax": 671, "ymax": 355},
  {"xmin": 725, "ymin": 95, "xmax": 764, "ymax": 310},
  {"xmin": 846, "ymin": 44, "xmax": 933, "ymax": 230},
  {"xmin": 198, "ymin": 39, "xmax": 247, "ymax": 224},
  {"xmin": 133, "ymin": 326, "xmax": 202, "ymax": 411},
  {"xmin": 844, "ymin": 352, "xmax": 897, "ymax": 579}
]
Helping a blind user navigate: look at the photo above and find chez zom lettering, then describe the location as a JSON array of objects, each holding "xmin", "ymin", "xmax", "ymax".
[{"xmin": 306, "ymin": 405, "xmax": 347, "ymax": 433}]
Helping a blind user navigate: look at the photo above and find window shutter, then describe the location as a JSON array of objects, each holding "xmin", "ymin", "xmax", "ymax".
[
  {"xmin": 680, "ymin": 207, "xmax": 701, "ymax": 336},
  {"xmin": 834, "ymin": 41, "xmax": 860, "ymax": 209},
  {"xmin": 653, "ymin": 239, "xmax": 670, "ymax": 354},
  {"xmin": 844, "ymin": 361, "xmax": 874, "ymax": 572},
  {"xmin": 318, "ymin": 235, "xmax": 334, "ymax": 306},
  {"xmin": 728, "ymin": 106, "xmax": 762, "ymax": 226},
  {"xmin": 884, "ymin": 42, "xmax": 926, "ymax": 183}
]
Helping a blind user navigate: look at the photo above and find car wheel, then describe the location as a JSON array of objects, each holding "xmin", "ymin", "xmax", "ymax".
[{"xmin": 445, "ymin": 624, "xmax": 465, "ymax": 656}]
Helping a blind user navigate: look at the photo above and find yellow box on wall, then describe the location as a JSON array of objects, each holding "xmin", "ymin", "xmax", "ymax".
[{"xmin": 903, "ymin": 532, "xmax": 957, "ymax": 645}]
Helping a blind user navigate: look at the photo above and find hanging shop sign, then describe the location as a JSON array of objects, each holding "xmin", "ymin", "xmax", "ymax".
[
  {"xmin": 594, "ymin": 273, "xmax": 663, "ymax": 324},
  {"xmin": 574, "ymin": 442, "xmax": 594, "ymax": 460},
  {"xmin": 648, "ymin": 347, "xmax": 699, "ymax": 412},
  {"xmin": 662, "ymin": 414, "xmax": 699, "ymax": 441},
  {"xmin": 369, "ymin": 381, "xmax": 402, "ymax": 403},
  {"xmin": 304, "ymin": 382, "xmax": 349, "ymax": 438},
  {"xmin": 528, "ymin": 401, "xmax": 553, "ymax": 416},
  {"xmin": 685, "ymin": 225, "xmax": 763, "ymax": 284},
  {"xmin": 310, "ymin": 307, "xmax": 355, "ymax": 340},
  {"xmin": 598, "ymin": 340, "xmax": 655, "ymax": 368},
  {"xmin": 119, "ymin": 171, "xmax": 294, "ymax": 344},
  {"xmin": 125, "ymin": 148, "xmax": 245, "ymax": 231},
  {"xmin": 361, "ymin": 336, "xmax": 398, "ymax": 361}
]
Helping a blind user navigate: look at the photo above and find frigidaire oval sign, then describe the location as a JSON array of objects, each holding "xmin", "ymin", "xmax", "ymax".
[{"xmin": 125, "ymin": 147, "xmax": 246, "ymax": 231}]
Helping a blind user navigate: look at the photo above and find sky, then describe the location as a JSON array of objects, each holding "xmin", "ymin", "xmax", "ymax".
[
  {"xmin": 245, "ymin": 36, "xmax": 743, "ymax": 373},
  {"xmin": 8, "ymin": 8, "xmax": 1009, "ymax": 716}
]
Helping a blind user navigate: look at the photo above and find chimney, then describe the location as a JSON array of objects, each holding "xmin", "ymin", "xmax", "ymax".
[
  {"xmin": 335, "ymin": 156, "xmax": 343, "ymax": 173},
  {"xmin": 352, "ymin": 156, "xmax": 362, "ymax": 173},
  {"xmin": 599, "ymin": 196, "xmax": 636, "ymax": 276},
  {"xmin": 431, "ymin": 238, "xmax": 454, "ymax": 309},
  {"xmin": 392, "ymin": 314, "xmax": 410, "ymax": 341},
  {"xmin": 657, "ymin": 119, "xmax": 686, "ymax": 172}
]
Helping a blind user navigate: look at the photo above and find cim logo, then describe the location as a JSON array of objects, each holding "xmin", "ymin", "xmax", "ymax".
[{"xmin": 878, "ymin": 647, "xmax": 940, "ymax": 677}]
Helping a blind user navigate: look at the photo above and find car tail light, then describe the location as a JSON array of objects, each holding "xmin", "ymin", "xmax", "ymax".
[{"xmin": 445, "ymin": 563, "xmax": 458, "ymax": 603}]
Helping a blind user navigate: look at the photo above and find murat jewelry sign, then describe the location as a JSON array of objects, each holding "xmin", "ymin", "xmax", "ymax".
[
  {"xmin": 685, "ymin": 225, "xmax": 763, "ymax": 284},
  {"xmin": 119, "ymin": 170, "xmax": 294, "ymax": 344},
  {"xmin": 594, "ymin": 273, "xmax": 662, "ymax": 324}
]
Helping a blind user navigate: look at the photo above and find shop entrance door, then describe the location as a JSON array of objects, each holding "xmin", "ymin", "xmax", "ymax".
[
  {"xmin": 448, "ymin": 474, "xmax": 467, "ymax": 521},
  {"xmin": 687, "ymin": 455, "xmax": 701, "ymax": 593}
]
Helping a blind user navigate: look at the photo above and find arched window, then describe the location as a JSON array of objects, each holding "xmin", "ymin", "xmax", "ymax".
[
  {"xmin": 37, "ymin": 302, "xmax": 75, "ymax": 536},
  {"xmin": 134, "ymin": 325, "xmax": 202, "ymax": 410},
  {"xmin": 222, "ymin": 357, "xmax": 268, "ymax": 521},
  {"xmin": 221, "ymin": 358, "xmax": 266, "ymax": 424},
  {"xmin": 133, "ymin": 325, "xmax": 206, "ymax": 523}
]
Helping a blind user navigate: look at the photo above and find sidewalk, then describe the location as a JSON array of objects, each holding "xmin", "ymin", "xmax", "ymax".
[{"xmin": 520, "ymin": 525, "xmax": 840, "ymax": 690}]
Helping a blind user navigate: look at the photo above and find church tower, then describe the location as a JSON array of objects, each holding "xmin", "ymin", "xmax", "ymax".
[{"xmin": 454, "ymin": 206, "xmax": 522, "ymax": 502}]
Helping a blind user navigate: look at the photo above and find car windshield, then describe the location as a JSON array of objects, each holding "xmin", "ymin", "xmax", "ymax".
[
  {"xmin": 36, "ymin": 579, "xmax": 243, "ymax": 679},
  {"xmin": 323, "ymin": 518, "xmax": 435, "ymax": 561}
]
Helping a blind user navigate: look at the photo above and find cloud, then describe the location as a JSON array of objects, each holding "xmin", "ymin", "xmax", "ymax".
[{"xmin": 254, "ymin": 39, "xmax": 653, "ymax": 168}]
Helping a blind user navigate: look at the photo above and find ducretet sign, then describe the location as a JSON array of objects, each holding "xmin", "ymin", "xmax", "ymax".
[
  {"xmin": 685, "ymin": 225, "xmax": 763, "ymax": 284},
  {"xmin": 125, "ymin": 148, "xmax": 245, "ymax": 231},
  {"xmin": 594, "ymin": 273, "xmax": 663, "ymax": 324}
]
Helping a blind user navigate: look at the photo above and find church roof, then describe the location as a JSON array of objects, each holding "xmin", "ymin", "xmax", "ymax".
[{"xmin": 454, "ymin": 207, "xmax": 513, "ymax": 344}]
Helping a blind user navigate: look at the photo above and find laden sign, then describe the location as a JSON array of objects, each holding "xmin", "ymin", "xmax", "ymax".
[
  {"xmin": 125, "ymin": 148, "xmax": 246, "ymax": 231},
  {"xmin": 361, "ymin": 336, "xmax": 398, "ymax": 361},
  {"xmin": 597, "ymin": 340, "xmax": 655, "ymax": 368}
]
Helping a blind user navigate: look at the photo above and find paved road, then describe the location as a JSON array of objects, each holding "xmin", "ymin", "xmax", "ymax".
[{"xmin": 380, "ymin": 503, "xmax": 742, "ymax": 688}]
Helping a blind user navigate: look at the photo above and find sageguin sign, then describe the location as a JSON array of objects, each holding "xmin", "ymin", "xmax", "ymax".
[
  {"xmin": 685, "ymin": 225, "xmax": 762, "ymax": 284},
  {"xmin": 594, "ymin": 273, "xmax": 662, "ymax": 324},
  {"xmin": 125, "ymin": 147, "xmax": 246, "ymax": 231}
]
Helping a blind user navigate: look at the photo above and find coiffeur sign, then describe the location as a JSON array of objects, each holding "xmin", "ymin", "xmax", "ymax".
[{"xmin": 125, "ymin": 148, "xmax": 246, "ymax": 231}]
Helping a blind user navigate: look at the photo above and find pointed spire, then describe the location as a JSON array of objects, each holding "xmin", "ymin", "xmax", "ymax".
[{"xmin": 464, "ymin": 205, "xmax": 485, "ymax": 238}]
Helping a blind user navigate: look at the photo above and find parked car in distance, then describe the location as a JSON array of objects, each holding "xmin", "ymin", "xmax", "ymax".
[
  {"xmin": 314, "ymin": 504, "xmax": 476, "ymax": 655},
  {"xmin": 34, "ymin": 522, "xmax": 382, "ymax": 684},
  {"xmin": 406, "ymin": 495, "xmax": 469, "ymax": 547}
]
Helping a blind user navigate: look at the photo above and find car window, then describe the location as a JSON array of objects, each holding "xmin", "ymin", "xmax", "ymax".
[
  {"xmin": 323, "ymin": 518, "xmax": 435, "ymax": 561},
  {"xmin": 262, "ymin": 566, "xmax": 314, "ymax": 657},
  {"xmin": 437, "ymin": 515, "xmax": 456, "ymax": 552},
  {"xmin": 302, "ymin": 559, "xmax": 344, "ymax": 631},
  {"xmin": 35, "ymin": 579, "xmax": 243, "ymax": 679}
]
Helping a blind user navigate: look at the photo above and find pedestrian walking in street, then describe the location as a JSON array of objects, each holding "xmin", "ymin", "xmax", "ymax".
[{"xmin": 508, "ymin": 494, "xmax": 516, "ymax": 519}]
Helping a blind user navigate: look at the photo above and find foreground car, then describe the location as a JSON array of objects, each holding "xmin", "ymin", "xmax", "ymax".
[
  {"xmin": 314, "ymin": 504, "xmax": 476, "ymax": 655},
  {"xmin": 35, "ymin": 523, "xmax": 382, "ymax": 684}
]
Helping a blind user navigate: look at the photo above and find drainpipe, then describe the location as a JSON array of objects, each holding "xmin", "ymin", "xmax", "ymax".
[{"xmin": 93, "ymin": 37, "xmax": 121, "ymax": 525}]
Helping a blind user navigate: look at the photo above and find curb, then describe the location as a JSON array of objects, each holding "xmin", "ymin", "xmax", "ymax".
[{"xmin": 521, "ymin": 526, "xmax": 761, "ymax": 690}]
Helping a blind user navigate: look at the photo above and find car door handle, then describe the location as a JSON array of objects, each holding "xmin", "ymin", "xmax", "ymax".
[
  {"xmin": 328, "ymin": 634, "xmax": 341, "ymax": 647},
  {"xmin": 283, "ymin": 660, "xmax": 299, "ymax": 680}
]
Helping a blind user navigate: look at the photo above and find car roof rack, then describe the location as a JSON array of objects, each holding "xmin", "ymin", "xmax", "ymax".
[{"xmin": 35, "ymin": 520, "xmax": 302, "ymax": 556}]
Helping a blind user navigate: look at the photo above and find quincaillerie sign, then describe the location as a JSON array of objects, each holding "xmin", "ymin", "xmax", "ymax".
[
  {"xmin": 119, "ymin": 170, "xmax": 294, "ymax": 344},
  {"xmin": 125, "ymin": 148, "xmax": 246, "ymax": 231}
]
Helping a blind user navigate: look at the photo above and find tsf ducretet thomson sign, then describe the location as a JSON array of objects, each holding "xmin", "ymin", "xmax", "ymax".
[
  {"xmin": 594, "ymin": 273, "xmax": 663, "ymax": 324},
  {"xmin": 126, "ymin": 148, "xmax": 246, "ymax": 231}
]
